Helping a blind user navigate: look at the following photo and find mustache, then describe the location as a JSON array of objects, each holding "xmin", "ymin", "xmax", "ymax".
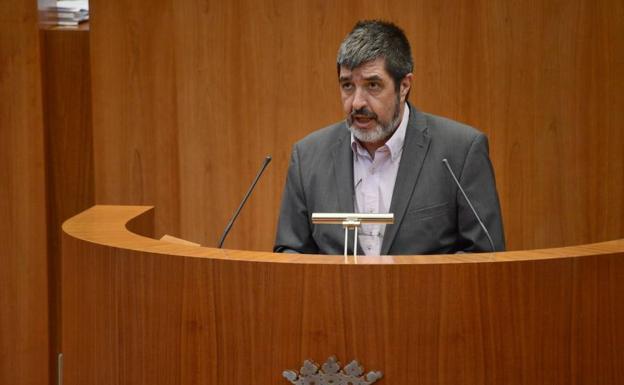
[{"xmin": 350, "ymin": 108, "xmax": 377, "ymax": 120}]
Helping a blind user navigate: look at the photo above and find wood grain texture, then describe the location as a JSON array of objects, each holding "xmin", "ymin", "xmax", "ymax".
[
  {"xmin": 89, "ymin": 0, "xmax": 624, "ymax": 252},
  {"xmin": 40, "ymin": 24, "xmax": 94, "ymax": 383},
  {"xmin": 62, "ymin": 206, "xmax": 624, "ymax": 384},
  {"xmin": 0, "ymin": 1, "xmax": 50, "ymax": 384}
]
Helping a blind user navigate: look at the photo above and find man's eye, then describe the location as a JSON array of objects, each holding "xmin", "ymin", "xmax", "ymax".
[
  {"xmin": 368, "ymin": 82, "xmax": 380, "ymax": 90},
  {"xmin": 341, "ymin": 83, "xmax": 353, "ymax": 91}
]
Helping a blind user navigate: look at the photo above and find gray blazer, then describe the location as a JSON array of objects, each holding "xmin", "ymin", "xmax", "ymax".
[{"xmin": 274, "ymin": 106, "xmax": 505, "ymax": 255}]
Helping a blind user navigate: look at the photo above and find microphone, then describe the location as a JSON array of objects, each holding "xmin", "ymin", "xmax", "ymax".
[
  {"xmin": 442, "ymin": 158, "xmax": 496, "ymax": 252},
  {"xmin": 217, "ymin": 155, "xmax": 272, "ymax": 248}
]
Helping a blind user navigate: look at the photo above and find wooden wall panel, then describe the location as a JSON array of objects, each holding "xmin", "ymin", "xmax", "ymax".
[
  {"xmin": 40, "ymin": 24, "xmax": 94, "ymax": 383},
  {"xmin": 0, "ymin": 1, "xmax": 50, "ymax": 384},
  {"xmin": 90, "ymin": 0, "xmax": 624, "ymax": 251}
]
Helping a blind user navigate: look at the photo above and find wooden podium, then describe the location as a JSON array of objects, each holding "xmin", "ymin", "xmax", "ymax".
[{"xmin": 62, "ymin": 205, "xmax": 624, "ymax": 384}]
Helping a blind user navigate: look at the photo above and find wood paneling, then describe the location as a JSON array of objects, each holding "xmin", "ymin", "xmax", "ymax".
[
  {"xmin": 62, "ymin": 206, "xmax": 624, "ymax": 384},
  {"xmin": 89, "ymin": 0, "xmax": 624, "ymax": 251},
  {"xmin": 40, "ymin": 24, "xmax": 94, "ymax": 383},
  {"xmin": 0, "ymin": 1, "xmax": 49, "ymax": 384}
]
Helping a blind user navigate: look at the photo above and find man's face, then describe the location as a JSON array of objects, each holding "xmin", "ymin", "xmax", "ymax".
[{"xmin": 339, "ymin": 57, "xmax": 411, "ymax": 144}]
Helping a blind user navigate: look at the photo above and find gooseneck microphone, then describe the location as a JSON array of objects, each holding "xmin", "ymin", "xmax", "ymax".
[
  {"xmin": 442, "ymin": 158, "xmax": 496, "ymax": 252},
  {"xmin": 217, "ymin": 155, "xmax": 272, "ymax": 248}
]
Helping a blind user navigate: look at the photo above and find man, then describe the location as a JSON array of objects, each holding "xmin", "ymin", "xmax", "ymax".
[{"xmin": 274, "ymin": 20, "xmax": 505, "ymax": 255}]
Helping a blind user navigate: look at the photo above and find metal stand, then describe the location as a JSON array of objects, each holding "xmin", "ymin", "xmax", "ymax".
[{"xmin": 342, "ymin": 219, "xmax": 361, "ymax": 263}]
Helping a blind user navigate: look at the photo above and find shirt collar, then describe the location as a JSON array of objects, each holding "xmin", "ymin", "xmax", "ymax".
[{"xmin": 350, "ymin": 103, "xmax": 409, "ymax": 162}]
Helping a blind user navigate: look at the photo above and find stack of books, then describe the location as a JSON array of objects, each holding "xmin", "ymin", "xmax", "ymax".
[{"xmin": 41, "ymin": 1, "xmax": 89, "ymax": 26}]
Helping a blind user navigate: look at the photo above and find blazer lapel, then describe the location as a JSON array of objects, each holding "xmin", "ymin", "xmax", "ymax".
[
  {"xmin": 331, "ymin": 124, "xmax": 355, "ymax": 213},
  {"xmin": 332, "ymin": 125, "xmax": 365, "ymax": 255},
  {"xmin": 380, "ymin": 108, "xmax": 431, "ymax": 255}
]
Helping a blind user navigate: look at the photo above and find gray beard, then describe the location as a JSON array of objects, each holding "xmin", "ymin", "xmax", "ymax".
[{"xmin": 348, "ymin": 99, "xmax": 402, "ymax": 144}]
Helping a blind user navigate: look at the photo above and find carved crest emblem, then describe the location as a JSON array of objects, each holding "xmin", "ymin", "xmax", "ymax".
[{"xmin": 283, "ymin": 356, "xmax": 383, "ymax": 385}]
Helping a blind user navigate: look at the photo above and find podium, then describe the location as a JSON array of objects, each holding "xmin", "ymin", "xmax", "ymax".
[{"xmin": 62, "ymin": 205, "xmax": 624, "ymax": 384}]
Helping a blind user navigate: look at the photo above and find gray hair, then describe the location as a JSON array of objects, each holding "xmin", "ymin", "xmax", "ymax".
[{"xmin": 337, "ymin": 20, "xmax": 413, "ymax": 91}]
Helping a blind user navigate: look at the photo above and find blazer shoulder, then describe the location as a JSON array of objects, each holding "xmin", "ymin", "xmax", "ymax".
[
  {"xmin": 294, "ymin": 121, "xmax": 347, "ymax": 154},
  {"xmin": 420, "ymin": 111, "xmax": 484, "ymax": 143}
]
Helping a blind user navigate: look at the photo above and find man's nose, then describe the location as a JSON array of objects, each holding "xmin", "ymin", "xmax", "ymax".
[{"xmin": 351, "ymin": 88, "xmax": 367, "ymax": 111}]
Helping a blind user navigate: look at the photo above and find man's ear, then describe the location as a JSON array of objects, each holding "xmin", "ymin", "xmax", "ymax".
[{"xmin": 400, "ymin": 73, "xmax": 413, "ymax": 102}]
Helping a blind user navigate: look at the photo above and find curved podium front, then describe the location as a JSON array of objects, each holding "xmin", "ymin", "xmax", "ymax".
[{"xmin": 62, "ymin": 205, "xmax": 624, "ymax": 385}]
